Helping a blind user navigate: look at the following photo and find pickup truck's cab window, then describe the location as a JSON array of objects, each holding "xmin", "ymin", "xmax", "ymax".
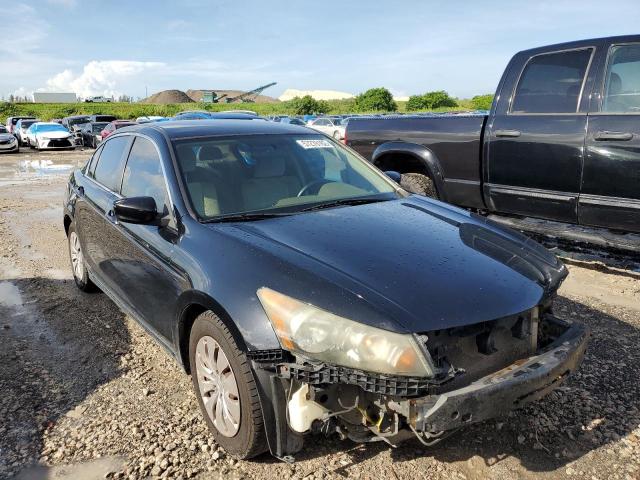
[
  {"xmin": 93, "ymin": 136, "xmax": 129, "ymax": 191},
  {"xmin": 603, "ymin": 44, "xmax": 640, "ymax": 112},
  {"xmin": 121, "ymin": 137, "xmax": 170, "ymax": 218},
  {"xmin": 511, "ymin": 49, "xmax": 592, "ymax": 113}
]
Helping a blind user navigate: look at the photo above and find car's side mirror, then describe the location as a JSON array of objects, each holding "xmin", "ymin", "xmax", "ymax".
[
  {"xmin": 384, "ymin": 171, "xmax": 402, "ymax": 184},
  {"xmin": 113, "ymin": 196, "xmax": 157, "ymax": 224}
]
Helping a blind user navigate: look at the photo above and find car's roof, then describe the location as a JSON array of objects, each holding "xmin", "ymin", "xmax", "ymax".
[
  {"xmin": 519, "ymin": 34, "xmax": 640, "ymax": 56},
  {"xmin": 63, "ymin": 115, "xmax": 90, "ymax": 120},
  {"xmin": 121, "ymin": 119, "xmax": 313, "ymax": 139}
]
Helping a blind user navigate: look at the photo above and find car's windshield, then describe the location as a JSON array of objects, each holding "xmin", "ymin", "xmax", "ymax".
[
  {"xmin": 173, "ymin": 134, "xmax": 398, "ymax": 220},
  {"xmin": 92, "ymin": 123, "xmax": 108, "ymax": 132},
  {"xmin": 35, "ymin": 124, "xmax": 68, "ymax": 133},
  {"xmin": 0, "ymin": 126, "xmax": 7, "ymax": 133},
  {"xmin": 20, "ymin": 120, "xmax": 37, "ymax": 129},
  {"xmin": 68, "ymin": 118, "xmax": 89, "ymax": 126}
]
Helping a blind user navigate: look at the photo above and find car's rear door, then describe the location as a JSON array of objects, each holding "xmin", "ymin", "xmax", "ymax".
[
  {"xmin": 485, "ymin": 46, "xmax": 596, "ymax": 223},
  {"xmin": 76, "ymin": 135, "xmax": 131, "ymax": 290},
  {"xmin": 581, "ymin": 41, "xmax": 640, "ymax": 233}
]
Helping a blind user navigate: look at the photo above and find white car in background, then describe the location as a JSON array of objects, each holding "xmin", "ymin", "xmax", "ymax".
[
  {"xmin": 0, "ymin": 125, "xmax": 19, "ymax": 153},
  {"xmin": 135, "ymin": 115, "xmax": 165, "ymax": 123},
  {"xmin": 14, "ymin": 118, "xmax": 40, "ymax": 146},
  {"xmin": 25, "ymin": 122, "xmax": 75, "ymax": 150},
  {"xmin": 307, "ymin": 117, "xmax": 346, "ymax": 139}
]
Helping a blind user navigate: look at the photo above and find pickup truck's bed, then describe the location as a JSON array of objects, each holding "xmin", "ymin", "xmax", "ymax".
[{"xmin": 347, "ymin": 114, "xmax": 488, "ymax": 209}]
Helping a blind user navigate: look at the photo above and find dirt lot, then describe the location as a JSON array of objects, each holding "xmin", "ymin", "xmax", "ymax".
[{"xmin": 0, "ymin": 149, "xmax": 639, "ymax": 480}]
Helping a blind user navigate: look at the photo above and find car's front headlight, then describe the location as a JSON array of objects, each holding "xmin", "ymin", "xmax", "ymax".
[{"xmin": 258, "ymin": 288, "xmax": 433, "ymax": 377}]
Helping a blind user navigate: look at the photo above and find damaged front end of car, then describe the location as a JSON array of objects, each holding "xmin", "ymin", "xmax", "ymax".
[{"xmin": 249, "ymin": 290, "xmax": 589, "ymax": 461}]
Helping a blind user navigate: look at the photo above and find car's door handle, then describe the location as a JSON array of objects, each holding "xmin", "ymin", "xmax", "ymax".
[
  {"xmin": 593, "ymin": 131, "xmax": 634, "ymax": 141},
  {"xmin": 495, "ymin": 129, "xmax": 521, "ymax": 138}
]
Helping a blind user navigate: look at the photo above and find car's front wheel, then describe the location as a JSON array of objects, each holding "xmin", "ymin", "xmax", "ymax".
[
  {"xmin": 67, "ymin": 224, "xmax": 96, "ymax": 292},
  {"xmin": 189, "ymin": 311, "xmax": 267, "ymax": 459}
]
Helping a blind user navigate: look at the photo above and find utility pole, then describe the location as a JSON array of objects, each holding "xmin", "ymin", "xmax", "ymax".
[{"xmin": 145, "ymin": 85, "xmax": 148, "ymax": 98}]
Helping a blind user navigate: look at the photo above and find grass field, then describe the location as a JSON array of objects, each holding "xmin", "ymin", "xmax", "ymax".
[{"xmin": 0, "ymin": 99, "xmax": 474, "ymax": 121}]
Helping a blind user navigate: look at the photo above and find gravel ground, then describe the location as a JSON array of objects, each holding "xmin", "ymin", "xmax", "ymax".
[{"xmin": 0, "ymin": 149, "xmax": 639, "ymax": 480}]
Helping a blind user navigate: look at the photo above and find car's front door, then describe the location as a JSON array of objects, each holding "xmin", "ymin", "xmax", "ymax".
[
  {"xmin": 486, "ymin": 47, "xmax": 595, "ymax": 223},
  {"xmin": 106, "ymin": 135, "xmax": 187, "ymax": 342},
  {"xmin": 581, "ymin": 42, "xmax": 640, "ymax": 233}
]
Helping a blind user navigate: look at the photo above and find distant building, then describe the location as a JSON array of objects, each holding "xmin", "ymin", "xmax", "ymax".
[
  {"xmin": 33, "ymin": 92, "xmax": 77, "ymax": 103},
  {"xmin": 279, "ymin": 89, "xmax": 354, "ymax": 101}
]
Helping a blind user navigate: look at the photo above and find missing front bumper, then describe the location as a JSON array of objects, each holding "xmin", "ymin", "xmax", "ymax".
[{"xmin": 405, "ymin": 319, "xmax": 589, "ymax": 433}]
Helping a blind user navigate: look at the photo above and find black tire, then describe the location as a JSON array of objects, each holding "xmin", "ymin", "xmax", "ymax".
[
  {"xmin": 401, "ymin": 173, "xmax": 438, "ymax": 198},
  {"xmin": 67, "ymin": 223, "xmax": 97, "ymax": 292},
  {"xmin": 189, "ymin": 311, "xmax": 267, "ymax": 459}
]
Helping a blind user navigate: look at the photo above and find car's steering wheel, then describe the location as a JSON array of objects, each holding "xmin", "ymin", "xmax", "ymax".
[{"xmin": 297, "ymin": 179, "xmax": 334, "ymax": 197}]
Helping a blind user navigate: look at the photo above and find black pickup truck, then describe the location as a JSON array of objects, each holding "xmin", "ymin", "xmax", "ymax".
[{"xmin": 346, "ymin": 35, "xmax": 640, "ymax": 249}]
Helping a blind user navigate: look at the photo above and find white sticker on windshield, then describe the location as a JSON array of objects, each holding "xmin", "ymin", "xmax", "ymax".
[{"xmin": 296, "ymin": 139, "xmax": 334, "ymax": 149}]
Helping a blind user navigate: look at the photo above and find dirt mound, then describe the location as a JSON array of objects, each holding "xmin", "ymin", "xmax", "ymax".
[
  {"xmin": 186, "ymin": 89, "xmax": 279, "ymax": 103},
  {"xmin": 141, "ymin": 90, "xmax": 194, "ymax": 104}
]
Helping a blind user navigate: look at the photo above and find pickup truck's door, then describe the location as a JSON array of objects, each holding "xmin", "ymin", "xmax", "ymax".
[
  {"xmin": 485, "ymin": 47, "xmax": 595, "ymax": 223},
  {"xmin": 581, "ymin": 42, "xmax": 640, "ymax": 233}
]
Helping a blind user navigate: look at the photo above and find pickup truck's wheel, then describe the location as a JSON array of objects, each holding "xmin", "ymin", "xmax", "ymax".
[
  {"xmin": 67, "ymin": 224, "xmax": 97, "ymax": 292},
  {"xmin": 401, "ymin": 173, "xmax": 438, "ymax": 198},
  {"xmin": 189, "ymin": 311, "xmax": 267, "ymax": 459}
]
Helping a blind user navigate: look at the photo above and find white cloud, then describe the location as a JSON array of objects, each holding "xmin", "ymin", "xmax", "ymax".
[
  {"xmin": 167, "ymin": 19, "xmax": 191, "ymax": 31},
  {"xmin": 42, "ymin": 61, "xmax": 165, "ymax": 98},
  {"xmin": 46, "ymin": 0, "xmax": 78, "ymax": 7}
]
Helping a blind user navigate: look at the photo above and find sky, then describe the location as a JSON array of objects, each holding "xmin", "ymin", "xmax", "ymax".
[{"xmin": 2, "ymin": 0, "xmax": 640, "ymax": 101}]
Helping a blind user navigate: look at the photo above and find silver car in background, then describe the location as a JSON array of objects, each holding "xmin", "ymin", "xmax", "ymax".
[{"xmin": 0, "ymin": 125, "xmax": 19, "ymax": 153}]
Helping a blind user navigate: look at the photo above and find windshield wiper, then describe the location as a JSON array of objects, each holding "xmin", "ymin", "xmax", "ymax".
[
  {"xmin": 203, "ymin": 212, "xmax": 293, "ymax": 223},
  {"xmin": 299, "ymin": 196, "xmax": 391, "ymax": 212}
]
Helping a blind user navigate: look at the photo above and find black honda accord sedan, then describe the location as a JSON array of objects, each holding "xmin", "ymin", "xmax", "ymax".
[{"xmin": 63, "ymin": 120, "xmax": 589, "ymax": 460}]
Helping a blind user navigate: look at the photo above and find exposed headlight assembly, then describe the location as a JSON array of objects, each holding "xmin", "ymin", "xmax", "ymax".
[{"xmin": 257, "ymin": 287, "xmax": 433, "ymax": 377}]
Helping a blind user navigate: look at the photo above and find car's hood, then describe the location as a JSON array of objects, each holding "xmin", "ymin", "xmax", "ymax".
[
  {"xmin": 215, "ymin": 197, "xmax": 567, "ymax": 333},
  {"xmin": 37, "ymin": 131, "xmax": 70, "ymax": 139}
]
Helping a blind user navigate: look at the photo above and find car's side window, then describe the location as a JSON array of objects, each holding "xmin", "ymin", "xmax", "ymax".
[
  {"xmin": 85, "ymin": 144, "xmax": 104, "ymax": 176},
  {"xmin": 120, "ymin": 137, "xmax": 170, "ymax": 218},
  {"xmin": 93, "ymin": 136, "xmax": 130, "ymax": 191},
  {"xmin": 511, "ymin": 49, "xmax": 592, "ymax": 114},
  {"xmin": 602, "ymin": 43, "xmax": 640, "ymax": 113}
]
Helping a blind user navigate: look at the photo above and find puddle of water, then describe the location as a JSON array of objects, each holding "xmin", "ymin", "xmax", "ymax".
[
  {"xmin": 18, "ymin": 159, "xmax": 74, "ymax": 175},
  {"xmin": 0, "ymin": 281, "xmax": 22, "ymax": 307},
  {"xmin": 14, "ymin": 456, "xmax": 127, "ymax": 480}
]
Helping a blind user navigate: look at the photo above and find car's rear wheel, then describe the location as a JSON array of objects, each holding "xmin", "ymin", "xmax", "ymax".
[
  {"xmin": 401, "ymin": 173, "xmax": 438, "ymax": 198},
  {"xmin": 67, "ymin": 224, "xmax": 97, "ymax": 292},
  {"xmin": 189, "ymin": 311, "xmax": 267, "ymax": 459}
]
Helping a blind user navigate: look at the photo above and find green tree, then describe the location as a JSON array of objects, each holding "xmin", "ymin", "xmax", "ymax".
[
  {"xmin": 471, "ymin": 94, "xmax": 494, "ymax": 110},
  {"xmin": 406, "ymin": 91, "xmax": 458, "ymax": 111},
  {"xmin": 354, "ymin": 88, "xmax": 397, "ymax": 112},
  {"xmin": 287, "ymin": 95, "xmax": 330, "ymax": 115}
]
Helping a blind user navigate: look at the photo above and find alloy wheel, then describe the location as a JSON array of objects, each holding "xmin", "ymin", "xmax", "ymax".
[
  {"xmin": 195, "ymin": 336, "xmax": 241, "ymax": 437},
  {"xmin": 69, "ymin": 231, "xmax": 84, "ymax": 279}
]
